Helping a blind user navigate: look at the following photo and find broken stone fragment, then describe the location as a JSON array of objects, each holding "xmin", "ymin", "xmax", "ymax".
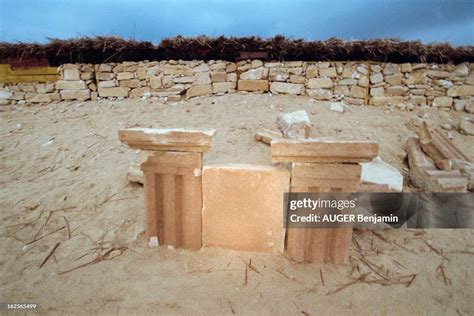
[
  {"xmin": 459, "ymin": 120, "xmax": 474, "ymax": 136},
  {"xmin": 276, "ymin": 110, "xmax": 312, "ymax": 139},
  {"xmin": 360, "ymin": 157, "xmax": 403, "ymax": 192},
  {"xmin": 329, "ymin": 102, "xmax": 344, "ymax": 113}
]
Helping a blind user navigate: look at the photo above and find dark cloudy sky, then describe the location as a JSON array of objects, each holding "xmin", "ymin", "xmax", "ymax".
[{"xmin": 0, "ymin": 0, "xmax": 473, "ymax": 45}]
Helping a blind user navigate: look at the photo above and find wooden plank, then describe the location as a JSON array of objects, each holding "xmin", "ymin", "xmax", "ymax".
[
  {"xmin": 119, "ymin": 128, "xmax": 216, "ymax": 152},
  {"xmin": 271, "ymin": 139, "xmax": 378, "ymax": 163},
  {"xmin": 0, "ymin": 66, "xmax": 58, "ymax": 75},
  {"xmin": 1, "ymin": 74, "xmax": 59, "ymax": 83}
]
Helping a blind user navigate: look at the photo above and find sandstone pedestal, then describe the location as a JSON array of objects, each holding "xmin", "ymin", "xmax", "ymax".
[
  {"xmin": 271, "ymin": 138, "xmax": 380, "ymax": 264},
  {"xmin": 119, "ymin": 127, "xmax": 215, "ymax": 250}
]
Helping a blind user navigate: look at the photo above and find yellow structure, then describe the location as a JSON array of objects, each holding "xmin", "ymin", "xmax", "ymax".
[{"xmin": 0, "ymin": 64, "xmax": 59, "ymax": 83}]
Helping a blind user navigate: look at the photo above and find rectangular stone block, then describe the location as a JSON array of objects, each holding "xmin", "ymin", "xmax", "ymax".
[
  {"xmin": 292, "ymin": 163, "xmax": 361, "ymax": 180},
  {"xmin": 60, "ymin": 89, "xmax": 91, "ymax": 101},
  {"xmin": 97, "ymin": 72, "xmax": 115, "ymax": 81},
  {"xmin": 117, "ymin": 72, "xmax": 135, "ymax": 80},
  {"xmin": 98, "ymin": 86, "xmax": 129, "ymax": 97},
  {"xmin": 185, "ymin": 84, "xmax": 212, "ymax": 99},
  {"xmin": 63, "ymin": 68, "xmax": 80, "ymax": 80},
  {"xmin": 271, "ymin": 139, "xmax": 379, "ymax": 163},
  {"xmin": 237, "ymin": 80, "xmax": 269, "ymax": 92},
  {"xmin": 210, "ymin": 72, "xmax": 227, "ymax": 82},
  {"xmin": 307, "ymin": 78, "xmax": 333, "ymax": 89},
  {"xmin": 118, "ymin": 127, "xmax": 216, "ymax": 152},
  {"xmin": 202, "ymin": 164, "xmax": 290, "ymax": 253},
  {"xmin": 55, "ymin": 80, "xmax": 87, "ymax": 90},
  {"xmin": 270, "ymin": 82, "xmax": 305, "ymax": 95},
  {"xmin": 212, "ymin": 82, "xmax": 236, "ymax": 94}
]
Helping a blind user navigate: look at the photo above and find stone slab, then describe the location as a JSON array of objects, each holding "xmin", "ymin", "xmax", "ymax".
[{"xmin": 202, "ymin": 164, "xmax": 290, "ymax": 253}]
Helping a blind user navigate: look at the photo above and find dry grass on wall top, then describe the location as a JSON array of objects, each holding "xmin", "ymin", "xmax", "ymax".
[{"xmin": 0, "ymin": 36, "xmax": 473, "ymax": 66}]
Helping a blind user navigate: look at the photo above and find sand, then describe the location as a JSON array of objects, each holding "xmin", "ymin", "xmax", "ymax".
[{"xmin": 1, "ymin": 93, "xmax": 473, "ymax": 314}]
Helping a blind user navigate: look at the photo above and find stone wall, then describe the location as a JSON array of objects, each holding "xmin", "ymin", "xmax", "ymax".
[{"xmin": 1, "ymin": 60, "xmax": 473, "ymax": 112}]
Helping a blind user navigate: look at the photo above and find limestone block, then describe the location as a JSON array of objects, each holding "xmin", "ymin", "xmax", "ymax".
[
  {"xmin": 268, "ymin": 68, "xmax": 289, "ymax": 82},
  {"xmin": 117, "ymin": 72, "xmax": 135, "ymax": 80},
  {"xmin": 226, "ymin": 73, "xmax": 237, "ymax": 82},
  {"xmin": 360, "ymin": 157, "xmax": 403, "ymax": 192},
  {"xmin": 36, "ymin": 83, "xmax": 55, "ymax": 94},
  {"xmin": 164, "ymin": 65, "xmax": 193, "ymax": 76},
  {"xmin": 240, "ymin": 67, "xmax": 264, "ymax": 80},
  {"xmin": 237, "ymin": 80, "xmax": 269, "ymax": 92},
  {"xmin": 432, "ymin": 97, "xmax": 453, "ymax": 108},
  {"xmin": 371, "ymin": 96, "xmax": 404, "ymax": 106},
  {"xmin": 202, "ymin": 164, "xmax": 290, "ymax": 253},
  {"xmin": 338, "ymin": 78, "xmax": 358, "ymax": 86},
  {"xmin": 270, "ymin": 82, "xmax": 304, "ymax": 95},
  {"xmin": 193, "ymin": 63, "xmax": 209, "ymax": 73},
  {"xmin": 271, "ymin": 139, "xmax": 379, "ymax": 163},
  {"xmin": 98, "ymin": 87, "xmax": 129, "ymax": 98},
  {"xmin": 409, "ymin": 95, "xmax": 427, "ymax": 105},
  {"xmin": 427, "ymin": 70, "xmax": 450, "ymax": 78},
  {"xmin": 370, "ymin": 73, "xmax": 383, "ymax": 84},
  {"xmin": 385, "ymin": 74, "xmax": 403, "ymax": 86},
  {"xmin": 194, "ymin": 72, "xmax": 211, "ymax": 85},
  {"xmin": 149, "ymin": 75, "xmax": 163, "ymax": 89},
  {"xmin": 277, "ymin": 110, "xmax": 312, "ymax": 139},
  {"xmin": 26, "ymin": 93, "xmax": 54, "ymax": 103},
  {"xmin": 0, "ymin": 88, "xmax": 12, "ymax": 99},
  {"xmin": 386, "ymin": 85, "xmax": 409, "ymax": 96},
  {"xmin": 60, "ymin": 89, "xmax": 91, "ymax": 101},
  {"xmin": 350, "ymin": 86, "xmax": 366, "ymax": 98},
  {"xmin": 334, "ymin": 85, "xmax": 350, "ymax": 95},
  {"xmin": 119, "ymin": 127, "xmax": 216, "ymax": 153},
  {"xmin": 454, "ymin": 63, "xmax": 469, "ymax": 77},
  {"xmin": 173, "ymin": 76, "xmax": 194, "ymax": 84},
  {"xmin": 383, "ymin": 63, "xmax": 399, "ymax": 75},
  {"xmin": 185, "ymin": 84, "xmax": 212, "ymax": 99},
  {"xmin": 401, "ymin": 63, "xmax": 412, "ymax": 72},
  {"xmin": 307, "ymin": 78, "xmax": 333, "ymax": 89},
  {"xmin": 130, "ymin": 87, "xmax": 151, "ymax": 98},
  {"xmin": 63, "ymin": 68, "xmax": 80, "ymax": 80},
  {"xmin": 119, "ymin": 79, "xmax": 141, "ymax": 88},
  {"xmin": 319, "ymin": 67, "xmax": 337, "ymax": 78},
  {"xmin": 55, "ymin": 80, "xmax": 87, "ymax": 90},
  {"xmin": 210, "ymin": 72, "xmax": 227, "ymax": 83},
  {"xmin": 97, "ymin": 72, "xmax": 115, "ymax": 81},
  {"xmin": 447, "ymin": 85, "xmax": 474, "ymax": 97},
  {"xmin": 306, "ymin": 89, "xmax": 332, "ymax": 100},
  {"xmin": 289, "ymin": 75, "xmax": 305, "ymax": 84},
  {"xmin": 212, "ymin": 82, "xmax": 236, "ymax": 94},
  {"xmin": 98, "ymin": 80, "xmax": 116, "ymax": 88},
  {"xmin": 306, "ymin": 65, "xmax": 318, "ymax": 78},
  {"xmin": 226, "ymin": 63, "xmax": 237, "ymax": 72}
]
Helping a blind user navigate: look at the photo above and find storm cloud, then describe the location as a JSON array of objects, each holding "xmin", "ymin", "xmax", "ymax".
[{"xmin": 0, "ymin": 0, "xmax": 472, "ymax": 45}]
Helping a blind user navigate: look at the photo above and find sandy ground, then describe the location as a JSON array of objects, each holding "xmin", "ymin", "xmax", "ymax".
[{"xmin": 1, "ymin": 93, "xmax": 473, "ymax": 315}]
